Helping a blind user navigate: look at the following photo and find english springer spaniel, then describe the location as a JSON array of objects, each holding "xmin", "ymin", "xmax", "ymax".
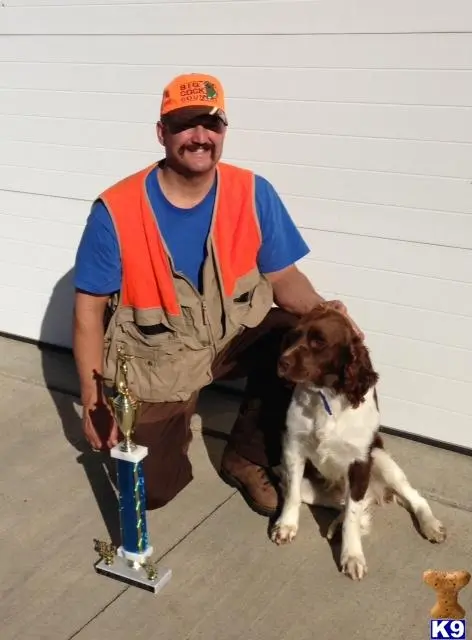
[{"xmin": 271, "ymin": 304, "xmax": 446, "ymax": 580}]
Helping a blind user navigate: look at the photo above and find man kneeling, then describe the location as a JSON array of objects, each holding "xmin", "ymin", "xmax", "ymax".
[{"xmin": 72, "ymin": 72, "xmax": 357, "ymax": 517}]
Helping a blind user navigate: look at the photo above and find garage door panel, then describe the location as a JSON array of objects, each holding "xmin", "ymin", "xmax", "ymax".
[
  {"xmin": 0, "ymin": 114, "xmax": 153, "ymax": 153},
  {"xmin": 379, "ymin": 396, "xmax": 471, "ymax": 450},
  {"xmin": 3, "ymin": 1, "xmax": 472, "ymax": 35},
  {"xmin": 245, "ymin": 161, "xmax": 470, "ymax": 214},
  {"xmin": 0, "ymin": 213, "xmax": 84, "ymax": 249},
  {"xmin": 1, "ymin": 158, "xmax": 469, "ymax": 217},
  {"xmin": 0, "ymin": 260, "xmax": 73, "ymax": 294},
  {"xmin": 302, "ymin": 230, "xmax": 472, "ymax": 282},
  {"xmin": 377, "ymin": 365, "xmax": 471, "ymax": 417},
  {"xmin": 290, "ymin": 198, "xmax": 472, "ymax": 251},
  {"xmin": 2, "ymin": 96, "xmax": 470, "ymax": 144},
  {"xmin": 301, "ymin": 259, "xmax": 472, "ymax": 317},
  {"xmin": 1, "ymin": 33, "xmax": 471, "ymax": 71},
  {"xmin": 4, "ymin": 134, "xmax": 471, "ymax": 181},
  {"xmin": 232, "ymin": 100, "xmax": 472, "ymax": 143},
  {"xmin": 0, "ymin": 293, "xmax": 72, "ymax": 348},
  {"xmin": 0, "ymin": 140, "xmax": 155, "ymax": 181},
  {"xmin": 0, "ymin": 286, "xmax": 49, "ymax": 315},
  {"xmin": 0, "ymin": 190, "xmax": 88, "ymax": 226},
  {"xmin": 8, "ymin": 0, "xmax": 260, "ymax": 4},
  {"xmin": 0, "ymin": 311, "xmax": 46, "ymax": 345},
  {"xmin": 0, "ymin": 90, "xmax": 156, "ymax": 125},
  {"xmin": 324, "ymin": 293, "xmax": 472, "ymax": 352},
  {"xmin": 2, "ymin": 63, "xmax": 470, "ymax": 107},
  {"xmin": 0, "ymin": 238, "xmax": 76, "ymax": 271},
  {"xmin": 367, "ymin": 333, "xmax": 472, "ymax": 384},
  {"xmin": 0, "ymin": 165, "xmax": 110, "ymax": 201},
  {"xmin": 226, "ymin": 131, "xmax": 472, "ymax": 180}
]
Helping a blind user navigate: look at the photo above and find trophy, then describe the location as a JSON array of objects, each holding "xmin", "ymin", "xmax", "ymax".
[{"xmin": 93, "ymin": 346, "xmax": 172, "ymax": 594}]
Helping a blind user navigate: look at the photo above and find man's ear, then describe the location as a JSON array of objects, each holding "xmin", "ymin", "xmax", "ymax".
[
  {"xmin": 156, "ymin": 121, "xmax": 165, "ymax": 146},
  {"xmin": 342, "ymin": 338, "xmax": 379, "ymax": 408}
]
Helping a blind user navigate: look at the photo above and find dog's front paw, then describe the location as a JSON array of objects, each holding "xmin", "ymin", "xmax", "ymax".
[
  {"xmin": 419, "ymin": 514, "xmax": 447, "ymax": 544},
  {"xmin": 341, "ymin": 552, "xmax": 368, "ymax": 580},
  {"xmin": 271, "ymin": 519, "xmax": 299, "ymax": 545}
]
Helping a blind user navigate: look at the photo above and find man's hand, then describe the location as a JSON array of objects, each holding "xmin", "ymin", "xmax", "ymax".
[
  {"xmin": 265, "ymin": 265, "xmax": 365, "ymax": 340},
  {"xmin": 321, "ymin": 299, "xmax": 365, "ymax": 341},
  {"xmin": 82, "ymin": 395, "xmax": 119, "ymax": 451}
]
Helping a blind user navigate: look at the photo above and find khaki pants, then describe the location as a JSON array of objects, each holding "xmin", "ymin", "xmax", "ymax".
[{"xmin": 127, "ymin": 308, "xmax": 297, "ymax": 510}]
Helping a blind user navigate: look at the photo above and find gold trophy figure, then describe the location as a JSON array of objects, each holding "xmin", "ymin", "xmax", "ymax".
[
  {"xmin": 93, "ymin": 346, "xmax": 172, "ymax": 594},
  {"xmin": 110, "ymin": 347, "xmax": 138, "ymax": 453}
]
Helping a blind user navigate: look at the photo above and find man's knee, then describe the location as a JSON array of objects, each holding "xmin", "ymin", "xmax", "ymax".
[
  {"xmin": 132, "ymin": 400, "xmax": 196, "ymax": 509},
  {"xmin": 263, "ymin": 307, "xmax": 298, "ymax": 332},
  {"xmin": 145, "ymin": 457, "xmax": 193, "ymax": 510}
]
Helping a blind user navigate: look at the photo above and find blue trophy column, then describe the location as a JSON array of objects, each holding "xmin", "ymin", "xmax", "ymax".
[
  {"xmin": 96, "ymin": 438, "xmax": 174, "ymax": 593},
  {"xmin": 115, "ymin": 457, "xmax": 150, "ymax": 556}
]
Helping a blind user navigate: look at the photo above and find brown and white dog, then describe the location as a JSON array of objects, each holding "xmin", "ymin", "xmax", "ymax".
[{"xmin": 271, "ymin": 304, "xmax": 446, "ymax": 580}]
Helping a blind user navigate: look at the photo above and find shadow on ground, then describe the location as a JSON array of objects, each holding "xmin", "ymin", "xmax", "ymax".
[
  {"xmin": 39, "ymin": 269, "xmax": 121, "ymax": 545},
  {"xmin": 309, "ymin": 506, "xmax": 343, "ymax": 570}
]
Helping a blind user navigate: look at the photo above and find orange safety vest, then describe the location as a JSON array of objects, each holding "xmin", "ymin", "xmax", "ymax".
[{"xmin": 99, "ymin": 161, "xmax": 262, "ymax": 314}]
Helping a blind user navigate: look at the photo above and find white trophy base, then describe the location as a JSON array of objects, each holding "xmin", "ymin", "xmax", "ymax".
[
  {"xmin": 95, "ymin": 546, "xmax": 172, "ymax": 594},
  {"xmin": 117, "ymin": 544, "xmax": 153, "ymax": 564},
  {"xmin": 110, "ymin": 442, "xmax": 149, "ymax": 463}
]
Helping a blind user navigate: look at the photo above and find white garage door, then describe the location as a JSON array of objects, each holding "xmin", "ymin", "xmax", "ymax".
[{"xmin": 1, "ymin": 1, "xmax": 471, "ymax": 449}]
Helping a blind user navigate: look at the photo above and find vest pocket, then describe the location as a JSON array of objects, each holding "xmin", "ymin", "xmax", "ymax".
[
  {"xmin": 227, "ymin": 276, "xmax": 274, "ymax": 331},
  {"xmin": 122, "ymin": 321, "xmax": 188, "ymax": 401},
  {"xmin": 121, "ymin": 320, "xmax": 182, "ymax": 355},
  {"xmin": 104, "ymin": 320, "xmax": 211, "ymax": 403}
]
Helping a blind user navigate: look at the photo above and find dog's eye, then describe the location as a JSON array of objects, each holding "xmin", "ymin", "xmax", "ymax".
[{"xmin": 308, "ymin": 329, "xmax": 325, "ymax": 347}]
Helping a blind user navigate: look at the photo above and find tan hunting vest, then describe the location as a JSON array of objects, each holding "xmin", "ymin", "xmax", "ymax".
[{"xmin": 98, "ymin": 161, "xmax": 273, "ymax": 403}]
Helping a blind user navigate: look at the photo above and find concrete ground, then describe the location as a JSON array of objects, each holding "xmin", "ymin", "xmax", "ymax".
[{"xmin": 1, "ymin": 334, "xmax": 471, "ymax": 640}]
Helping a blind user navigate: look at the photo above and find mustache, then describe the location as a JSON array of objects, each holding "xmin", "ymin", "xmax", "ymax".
[{"xmin": 179, "ymin": 142, "xmax": 214, "ymax": 154}]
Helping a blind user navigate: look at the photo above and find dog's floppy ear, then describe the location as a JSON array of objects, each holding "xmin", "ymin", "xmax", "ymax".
[{"xmin": 341, "ymin": 337, "xmax": 379, "ymax": 409}]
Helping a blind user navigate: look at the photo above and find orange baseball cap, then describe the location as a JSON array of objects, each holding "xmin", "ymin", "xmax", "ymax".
[{"xmin": 160, "ymin": 73, "xmax": 227, "ymax": 124}]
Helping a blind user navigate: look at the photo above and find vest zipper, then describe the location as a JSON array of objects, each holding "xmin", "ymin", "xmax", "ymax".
[
  {"xmin": 201, "ymin": 299, "xmax": 217, "ymax": 359},
  {"xmin": 201, "ymin": 300, "xmax": 209, "ymax": 325},
  {"xmin": 175, "ymin": 272, "xmax": 217, "ymax": 360}
]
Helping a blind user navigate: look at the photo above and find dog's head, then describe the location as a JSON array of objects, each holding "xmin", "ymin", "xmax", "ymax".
[{"xmin": 277, "ymin": 305, "xmax": 378, "ymax": 408}]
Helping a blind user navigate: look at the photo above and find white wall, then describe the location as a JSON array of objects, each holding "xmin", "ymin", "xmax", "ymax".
[{"xmin": 1, "ymin": 1, "xmax": 471, "ymax": 448}]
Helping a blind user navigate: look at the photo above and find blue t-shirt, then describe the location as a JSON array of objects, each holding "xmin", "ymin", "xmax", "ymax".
[{"xmin": 74, "ymin": 168, "xmax": 310, "ymax": 295}]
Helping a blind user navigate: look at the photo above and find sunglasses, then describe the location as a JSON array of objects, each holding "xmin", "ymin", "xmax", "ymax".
[{"xmin": 163, "ymin": 114, "xmax": 227, "ymax": 135}]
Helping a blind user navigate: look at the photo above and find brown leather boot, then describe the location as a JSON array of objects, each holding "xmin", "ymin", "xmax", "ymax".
[{"xmin": 219, "ymin": 447, "xmax": 279, "ymax": 517}]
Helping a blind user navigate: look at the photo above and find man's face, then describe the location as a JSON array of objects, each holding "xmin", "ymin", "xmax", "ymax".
[{"xmin": 157, "ymin": 107, "xmax": 227, "ymax": 176}]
